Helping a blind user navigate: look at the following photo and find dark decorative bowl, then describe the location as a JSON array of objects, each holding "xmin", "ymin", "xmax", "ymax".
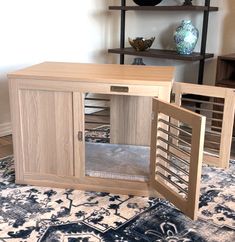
[
  {"xmin": 133, "ymin": 0, "xmax": 162, "ymax": 6},
  {"xmin": 128, "ymin": 37, "xmax": 155, "ymax": 51}
]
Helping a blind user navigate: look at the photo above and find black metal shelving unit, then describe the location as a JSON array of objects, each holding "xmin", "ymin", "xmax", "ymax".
[{"xmin": 108, "ymin": 0, "xmax": 219, "ymax": 85}]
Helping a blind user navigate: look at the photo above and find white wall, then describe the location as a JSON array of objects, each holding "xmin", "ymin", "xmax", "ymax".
[
  {"xmin": 219, "ymin": 0, "xmax": 235, "ymax": 54},
  {"xmin": 111, "ymin": 0, "xmax": 235, "ymax": 82},
  {"xmin": 0, "ymin": 0, "xmax": 234, "ymax": 136},
  {"xmin": 111, "ymin": 0, "xmax": 223, "ymax": 84},
  {"xmin": 0, "ymin": 0, "xmax": 113, "ymax": 136}
]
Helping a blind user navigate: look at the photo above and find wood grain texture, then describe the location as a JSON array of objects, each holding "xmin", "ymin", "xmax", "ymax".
[
  {"xmin": 73, "ymin": 92, "xmax": 85, "ymax": 179},
  {"xmin": 150, "ymin": 99, "xmax": 205, "ymax": 220},
  {"xmin": 172, "ymin": 82, "xmax": 229, "ymax": 98},
  {"xmin": 15, "ymin": 79, "xmax": 162, "ymax": 97},
  {"xmin": 8, "ymin": 63, "xmax": 175, "ymax": 205},
  {"xmin": 18, "ymin": 172, "xmax": 151, "ymax": 197},
  {"xmin": 19, "ymin": 89, "xmax": 74, "ymax": 176},
  {"xmin": 8, "ymin": 62, "xmax": 175, "ymax": 86},
  {"xmin": 173, "ymin": 82, "xmax": 235, "ymax": 168},
  {"xmin": 219, "ymin": 89, "xmax": 235, "ymax": 168},
  {"xmin": 110, "ymin": 96, "xmax": 152, "ymax": 146},
  {"xmin": 215, "ymin": 54, "xmax": 235, "ymax": 136}
]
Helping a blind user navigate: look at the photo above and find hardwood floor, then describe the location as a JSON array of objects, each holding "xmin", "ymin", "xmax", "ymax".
[{"xmin": 0, "ymin": 135, "xmax": 13, "ymax": 158}]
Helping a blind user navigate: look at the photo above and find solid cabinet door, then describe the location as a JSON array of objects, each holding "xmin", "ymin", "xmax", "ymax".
[
  {"xmin": 150, "ymin": 99, "xmax": 206, "ymax": 220},
  {"xmin": 18, "ymin": 89, "xmax": 74, "ymax": 177}
]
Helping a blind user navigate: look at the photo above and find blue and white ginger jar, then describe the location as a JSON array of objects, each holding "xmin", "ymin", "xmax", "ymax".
[{"xmin": 174, "ymin": 20, "xmax": 199, "ymax": 55}]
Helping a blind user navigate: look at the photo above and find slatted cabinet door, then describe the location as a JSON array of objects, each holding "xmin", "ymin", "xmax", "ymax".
[
  {"xmin": 173, "ymin": 83, "xmax": 235, "ymax": 168},
  {"xmin": 150, "ymin": 99, "xmax": 206, "ymax": 220}
]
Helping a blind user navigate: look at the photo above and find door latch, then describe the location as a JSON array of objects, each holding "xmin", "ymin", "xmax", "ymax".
[{"xmin": 78, "ymin": 131, "xmax": 83, "ymax": 142}]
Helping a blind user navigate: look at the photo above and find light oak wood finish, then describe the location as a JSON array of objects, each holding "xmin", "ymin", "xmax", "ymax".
[
  {"xmin": 11, "ymin": 62, "xmax": 214, "ymax": 218},
  {"xmin": 18, "ymin": 89, "xmax": 74, "ymax": 176},
  {"xmin": 8, "ymin": 62, "xmax": 175, "ymax": 86},
  {"xmin": 73, "ymin": 92, "xmax": 85, "ymax": 179},
  {"xmin": 8, "ymin": 63, "xmax": 173, "ymax": 179},
  {"xmin": 173, "ymin": 82, "xmax": 235, "ymax": 168},
  {"xmin": 110, "ymin": 96, "xmax": 152, "ymax": 146},
  {"xmin": 150, "ymin": 99, "xmax": 206, "ymax": 220},
  {"xmin": 14, "ymin": 78, "xmax": 162, "ymax": 97}
]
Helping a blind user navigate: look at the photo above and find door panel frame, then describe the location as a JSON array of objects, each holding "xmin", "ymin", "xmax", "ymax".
[
  {"xmin": 173, "ymin": 82, "xmax": 235, "ymax": 168},
  {"xmin": 150, "ymin": 99, "xmax": 206, "ymax": 220}
]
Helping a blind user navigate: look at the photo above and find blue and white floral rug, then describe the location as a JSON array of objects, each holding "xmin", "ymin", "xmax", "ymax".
[{"xmin": 0, "ymin": 156, "xmax": 234, "ymax": 241}]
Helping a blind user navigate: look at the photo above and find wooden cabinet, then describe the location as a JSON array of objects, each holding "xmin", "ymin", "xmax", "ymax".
[
  {"xmin": 216, "ymin": 54, "xmax": 235, "ymax": 88},
  {"xmin": 215, "ymin": 54, "xmax": 235, "ymax": 136},
  {"xmin": 8, "ymin": 62, "xmax": 218, "ymax": 220},
  {"xmin": 108, "ymin": 1, "xmax": 219, "ymax": 84}
]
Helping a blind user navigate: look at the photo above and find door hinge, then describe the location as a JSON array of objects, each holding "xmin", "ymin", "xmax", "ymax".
[
  {"xmin": 78, "ymin": 131, "xmax": 83, "ymax": 142},
  {"xmin": 151, "ymin": 112, "xmax": 155, "ymax": 121}
]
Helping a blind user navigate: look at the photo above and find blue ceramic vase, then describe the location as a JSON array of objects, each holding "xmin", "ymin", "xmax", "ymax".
[{"xmin": 174, "ymin": 20, "xmax": 199, "ymax": 55}]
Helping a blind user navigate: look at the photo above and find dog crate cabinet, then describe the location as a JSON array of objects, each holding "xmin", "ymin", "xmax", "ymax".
[{"xmin": 8, "ymin": 62, "xmax": 221, "ymax": 220}]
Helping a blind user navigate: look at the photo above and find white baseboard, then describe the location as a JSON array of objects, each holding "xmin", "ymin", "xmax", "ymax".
[{"xmin": 0, "ymin": 122, "xmax": 12, "ymax": 137}]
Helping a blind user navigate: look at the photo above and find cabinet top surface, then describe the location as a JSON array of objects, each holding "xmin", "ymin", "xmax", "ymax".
[{"xmin": 8, "ymin": 62, "xmax": 175, "ymax": 86}]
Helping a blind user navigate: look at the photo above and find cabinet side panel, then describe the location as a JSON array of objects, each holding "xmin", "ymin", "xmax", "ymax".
[{"xmin": 19, "ymin": 89, "xmax": 74, "ymax": 176}]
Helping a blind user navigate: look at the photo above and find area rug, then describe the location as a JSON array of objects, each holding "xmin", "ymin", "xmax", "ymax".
[{"xmin": 0, "ymin": 156, "xmax": 234, "ymax": 242}]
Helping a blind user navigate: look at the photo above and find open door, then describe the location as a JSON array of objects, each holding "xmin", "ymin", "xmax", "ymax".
[
  {"xmin": 172, "ymin": 82, "xmax": 235, "ymax": 169},
  {"xmin": 150, "ymin": 99, "xmax": 206, "ymax": 220}
]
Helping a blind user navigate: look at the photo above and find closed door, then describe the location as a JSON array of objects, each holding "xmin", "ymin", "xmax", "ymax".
[{"xmin": 18, "ymin": 89, "xmax": 74, "ymax": 177}]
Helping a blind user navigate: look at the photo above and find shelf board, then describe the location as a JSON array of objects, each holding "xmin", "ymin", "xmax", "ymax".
[
  {"xmin": 219, "ymin": 54, "xmax": 235, "ymax": 61},
  {"xmin": 109, "ymin": 5, "xmax": 219, "ymax": 12},
  {"xmin": 216, "ymin": 79, "xmax": 235, "ymax": 88},
  {"xmin": 108, "ymin": 48, "xmax": 214, "ymax": 61}
]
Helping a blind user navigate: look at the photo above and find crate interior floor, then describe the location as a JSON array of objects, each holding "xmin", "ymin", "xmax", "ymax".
[{"xmin": 85, "ymin": 142, "xmax": 150, "ymax": 181}]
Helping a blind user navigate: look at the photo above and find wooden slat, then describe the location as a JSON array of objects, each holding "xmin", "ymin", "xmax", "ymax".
[
  {"xmin": 156, "ymin": 172, "xmax": 188, "ymax": 194},
  {"xmin": 219, "ymin": 89, "xmax": 235, "ymax": 168},
  {"xmin": 150, "ymin": 99, "xmax": 205, "ymax": 220},
  {"xmin": 185, "ymin": 106, "xmax": 224, "ymax": 115},
  {"xmin": 157, "ymin": 145, "xmax": 190, "ymax": 166},
  {"xmin": 173, "ymin": 82, "xmax": 230, "ymax": 98},
  {"xmin": 156, "ymin": 163, "xmax": 188, "ymax": 186},
  {"xmin": 187, "ymin": 112, "xmax": 206, "ymax": 220},
  {"xmin": 157, "ymin": 136, "xmax": 191, "ymax": 157},
  {"xmin": 159, "ymin": 118, "xmax": 192, "ymax": 137},
  {"xmin": 182, "ymin": 97, "xmax": 224, "ymax": 106},
  {"xmin": 158, "ymin": 127, "xmax": 191, "ymax": 147},
  {"xmin": 173, "ymin": 82, "xmax": 235, "ymax": 168},
  {"xmin": 157, "ymin": 154, "xmax": 189, "ymax": 175}
]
